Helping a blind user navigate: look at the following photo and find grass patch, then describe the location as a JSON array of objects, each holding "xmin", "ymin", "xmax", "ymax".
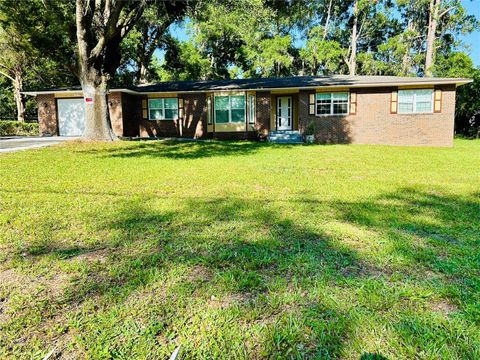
[{"xmin": 0, "ymin": 139, "xmax": 479, "ymax": 359}]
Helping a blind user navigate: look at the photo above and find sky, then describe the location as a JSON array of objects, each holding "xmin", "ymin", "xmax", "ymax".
[
  {"xmin": 165, "ymin": 0, "xmax": 480, "ymax": 67},
  {"xmin": 461, "ymin": 0, "xmax": 480, "ymax": 66}
]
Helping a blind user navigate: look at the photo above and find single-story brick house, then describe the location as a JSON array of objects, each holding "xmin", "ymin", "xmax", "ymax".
[{"xmin": 25, "ymin": 75, "xmax": 471, "ymax": 146}]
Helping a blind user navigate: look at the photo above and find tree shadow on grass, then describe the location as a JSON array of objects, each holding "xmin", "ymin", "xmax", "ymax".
[
  {"xmin": 5, "ymin": 187, "xmax": 480, "ymax": 358},
  {"xmin": 332, "ymin": 188, "xmax": 480, "ymax": 293},
  {"xmin": 11, "ymin": 196, "xmax": 362, "ymax": 358},
  {"xmin": 75, "ymin": 140, "xmax": 301, "ymax": 160}
]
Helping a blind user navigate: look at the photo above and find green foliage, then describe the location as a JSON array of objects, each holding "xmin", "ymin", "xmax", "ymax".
[
  {"xmin": 155, "ymin": 39, "xmax": 211, "ymax": 81},
  {"xmin": 0, "ymin": 140, "xmax": 480, "ymax": 358},
  {"xmin": 0, "ymin": 0, "xmax": 75, "ymax": 76},
  {"xmin": 305, "ymin": 121, "xmax": 317, "ymax": 135},
  {"xmin": 300, "ymin": 27, "xmax": 347, "ymax": 75},
  {"xmin": 182, "ymin": 0, "xmax": 314, "ymax": 79},
  {"xmin": 395, "ymin": 0, "xmax": 478, "ymax": 75},
  {"xmin": 0, "ymin": 0, "xmax": 76, "ymax": 119},
  {"xmin": 189, "ymin": 0, "xmax": 273, "ymax": 79},
  {"xmin": 455, "ymin": 68, "xmax": 480, "ymax": 137},
  {"xmin": 0, "ymin": 120, "xmax": 38, "ymax": 136},
  {"xmin": 245, "ymin": 35, "xmax": 294, "ymax": 77},
  {"xmin": 371, "ymin": 30, "xmax": 420, "ymax": 76},
  {"xmin": 116, "ymin": 2, "xmax": 190, "ymax": 84},
  {"xmin": 161, "ymin": 0, "xmax": 477, "ymax": 82},
  {"xmin": 433, "ymin": 52, "xmax": 476, "ymax": 78},
  {"xmin": 430, "ymin": 52, "xmax": 480, "ymax": 136}
]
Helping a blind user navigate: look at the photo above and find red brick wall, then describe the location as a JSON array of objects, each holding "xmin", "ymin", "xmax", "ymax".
[
  {"xmin": 139, "ymin": 95, "xmax": 178, "ymax": 138},
  {"xmin": 107, "ymin": 92, "xmax": 123, "ymax": 137},
  {"xmin": 182, "ymin": 93, "xmax": 207, "ymax": 138},
  {"xmin": 36, "ymin": 86, "xmax": 456, "ymax": 145},
  {"xmin": 255, "ymin": 91, "xmax": 271, "ymax": 136},
  {"xmin": 37, "ymin": 92, "xmax": 134, "ymax": 137},
  {"xmin": 37, "ymin": 94, "xmax": 57, "ymax": 136},
  {"xmin": 139, "ymin": 93, "xmax": 207, "ymax": 138},
  {"xmin": 298, "ymin": 85, "xmax": 456, "ymax": 146},
  {"xmin": 120, "ymin": 93, "xmax": 141, "ymax": 137}
]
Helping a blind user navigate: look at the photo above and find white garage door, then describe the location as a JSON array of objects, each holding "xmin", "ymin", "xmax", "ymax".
[{"xmin": 57, "ymin": 98, "xmax": 85, "ymax": 136}]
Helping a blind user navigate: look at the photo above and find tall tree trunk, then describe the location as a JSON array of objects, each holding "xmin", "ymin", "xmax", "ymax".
[
  {"xmin": 425, "ymin": 0, "xmax": 440, "ymax": 77},
  {"xmin": 401, "ymin": 20, "xmax": 414, "ymax": 76},
  {"xmin": 138, "ymin": 60, "xmax": 148, "ymax": 84},
  {"xmin": 13, "ymin": 69, "xmax": 25, "ymax": 122},
  {"xmin": 74, "ymin": 0, "xmax": 148, "ymax": 141},
  {"xmin": 348, "ymin": 0, "xmax": 358, "ymax": 76},
  {"xmin": 323, "ymin": 0, "xmax": 333, "ymax": 40},
  {"xmin": 80, "ymin": 71, "xmax": 116, "ymax": 140},
  {"xmin": 137, "ymin": 26, "xmax": 151, "ymax": 84},
  {"xmin": 75, "ymin": 0, "xmax": 117, "ymax": 141}
]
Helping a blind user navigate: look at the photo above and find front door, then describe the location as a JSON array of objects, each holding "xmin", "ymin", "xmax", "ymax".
[{"xmin": 277, "ymin": 96, "xmax": 292, "ymax": 131}]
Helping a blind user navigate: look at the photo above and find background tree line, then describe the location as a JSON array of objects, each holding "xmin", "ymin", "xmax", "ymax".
[{"xmin": 0, "ymin": 0, "xmax": 478, "ymax": 137}]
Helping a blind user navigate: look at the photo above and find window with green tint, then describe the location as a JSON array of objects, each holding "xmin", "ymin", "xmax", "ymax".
[
  {"xmin": 215, "ymin": 96, "xmax": 230, "ymax": 123},
  {"xmin": 230, "ymin": 95, "xmax": 245, "ymax": 123},
  {"xmin": 332, "ymin": 92, "xmax": 349, "ymax": 114},
  {"xmin": 315, "ymin": 92, "xmax": 348, "ymax": 115},
  {"xmin": 148, "ymin": 98, "xmax": 179, "ymax": 120},
  {"xmin": 315, "ymin": 93, "xmax": 331, "ymax": 115},
  {"xmin": 398, "ymin": 89, "xmax": 433, "ymax": 113},
  {"xmin": 214, "ymin": 95, "xmax": 246, "ymax": 123},
  {"xmin": 230, "ymin": 96, "xmax": 245, "ymax": 109},
  {"xmin": 149, "ymin": 99, "xmax": 162, "ymax": 108}
]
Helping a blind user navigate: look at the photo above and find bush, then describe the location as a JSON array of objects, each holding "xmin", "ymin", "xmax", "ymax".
[{"xmin": 0, "ymin": 121, "xmax": 39, "ymax": 136}]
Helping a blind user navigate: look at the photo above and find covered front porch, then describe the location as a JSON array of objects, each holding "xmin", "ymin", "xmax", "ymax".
[
  {"xmin": 267, "ymin": 91, "xmax": 303, "ymax": 143},
  {"xmin": 269, "ymin": 91, "xmax": 300, "ymax": 132},
  {"xmin": 202, "ymin": 89, "xmax": 303, "ymax": 142}
]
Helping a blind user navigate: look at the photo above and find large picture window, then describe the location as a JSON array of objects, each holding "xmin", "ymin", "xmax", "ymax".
[
  {"xmin": 148, "ymin": 98, "xmax": 179, "ymax": 120},
  {"xmin": 398, "ymin": 89, "xmax": 433, "ymax": 113},
  {"xmin": 315, "ymin": 92, "xmax": 349, "ymax": 116},
  {"xmin": 215, "ymin": 95, "xmax": 245, "ymax": 123}
]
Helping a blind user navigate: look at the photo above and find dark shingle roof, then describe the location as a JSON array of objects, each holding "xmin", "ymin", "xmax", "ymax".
[
  {"xmin": 23, "ymin": 75, "xmax": 471, "ymax": 95},
  {"xmin": 133, "ymin": 75, "xmax": 470, "ymax": 92}
]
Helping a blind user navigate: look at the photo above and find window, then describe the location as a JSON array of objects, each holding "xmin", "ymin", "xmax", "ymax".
[
  {"xmin": 398, "ymin": 89, "xmax": 433, "ymax": 113},
  {"xmin": 215, "ymin": 95, "xmax": 245, "ymax": 123},
  {"xmin": 148, "ymin": 98, "xmax": 178, "ymax": 120},
  {"xmin": 315, "ymin": 92, "xmax": 349, "ymax": 116},
  {"xmin": 248, "ymin": 94, "xmax": 255, "ymax": 124}
]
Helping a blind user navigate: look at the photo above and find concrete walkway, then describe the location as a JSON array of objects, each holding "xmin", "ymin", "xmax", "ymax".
[{"xmin": 0, "ymin": 136, "xmax": 73, "ymax": 153}]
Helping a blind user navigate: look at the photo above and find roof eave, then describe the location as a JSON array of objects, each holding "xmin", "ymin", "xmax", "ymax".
[
  {"xmin": 133, "ymin": 79, "xmax": 473, "ymax": 93},
  {"xmin": 22, "ymin": 78, "xmax": 472, "ymax": 96},
  {"xmin": 22, "ymin": 88, "xmax": 137, "ymax": 96}
]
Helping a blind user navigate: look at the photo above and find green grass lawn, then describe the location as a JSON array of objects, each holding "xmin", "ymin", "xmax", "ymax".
[{"xmin": 0, "ymin": 139, "xmax": 479, "ymax": 359}]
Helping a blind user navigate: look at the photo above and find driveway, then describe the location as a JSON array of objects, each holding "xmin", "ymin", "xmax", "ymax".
[{"xmin": 0, "ymin": 136, "xmax": 73, "ymax": 153}]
